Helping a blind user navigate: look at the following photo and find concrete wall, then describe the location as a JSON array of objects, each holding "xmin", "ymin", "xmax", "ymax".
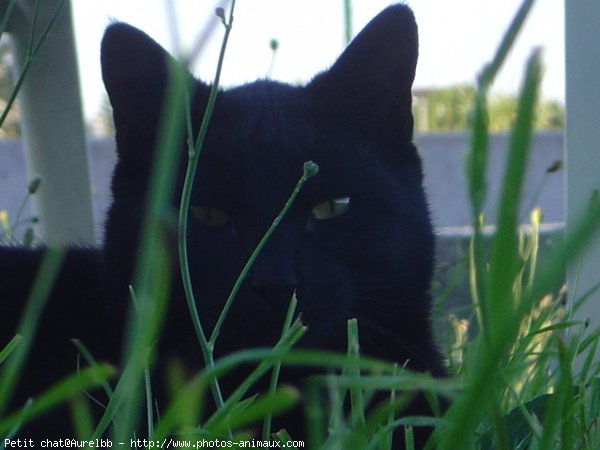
[{"xmin": 417, "ymin": 131, "xmax": 564, "ymax": 229}]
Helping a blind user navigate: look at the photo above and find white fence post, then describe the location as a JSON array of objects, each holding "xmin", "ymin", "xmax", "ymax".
[
  {"xmin": 7, "ymin": 0, "xmax": 95, "ymax": 245},
  {"xmin": 565, "ymin": 2, "xmax": 600, "ymax": 356}
]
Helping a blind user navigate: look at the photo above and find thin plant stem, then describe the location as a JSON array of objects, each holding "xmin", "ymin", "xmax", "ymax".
[
  {"xmin": 178, "ymin": 0, "xmax": 236, "ymax": 411},
  {"xmin": 343, "ymin": 0, "xmax": 353, "ymax": 44},
  {"xmin": 7, "ymin": 177, "xmax": 42, "ymax": 241},
  {"xmin": 0, "ymin": 0, "xmax": 66, "ymax": 129},
  {"xmin": 202, "ymin": 321, "xmax": 307, "ymax": 430},
  {"xmin": 208, "ymin": 161, "xmax": 319, "ymax": 346},
  {"xmin": 27, "ymin": 0, "xmax": 41, "ymax": 56},
  {"xmin": 0, "ymin": 0, "xmax": 19, "ymax": 39}
]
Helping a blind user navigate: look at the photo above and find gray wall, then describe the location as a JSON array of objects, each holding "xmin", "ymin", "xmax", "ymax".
[{"xmin": 417, "ymin": 131, "xmax": 564, "ymax": 229}]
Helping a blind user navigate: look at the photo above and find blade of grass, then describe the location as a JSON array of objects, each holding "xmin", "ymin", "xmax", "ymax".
[
  {"xmin": 0, "ymin": 335, "xmax": 22, "ymax": 366},
  {"xmin": 386, "ymin": 364, "xmax": 400, "ymax": 450},
  {"xmin": 106, "ymin": 53, "xmax": 191, "ymax": 442},
  {"xmin": 210, "ymin": 387, "xmax": 299, "ymax": 436},
  {"xmin": 144, "ymin": 368, "xmax": 155, "ymax": 437},
  {"xmin": 485, "ymin": 47, "xmax": 542, "ymax": 343},
  {"xmin": 71, "ymin": 338, "xmax": 114, "ymax": 399},
  {"xmin": 558, "ymin": 343, "xmax": 576, "ymax": 450},
  {"xmin": 262, "ymin": 294, "xmax": 298, "ymax": 440},
  {"xmin": 537, "ymin": 337, "xmax": 573, "ymax": 450},
  {"xmin": 202, "ymin": 319, "xmax": 306, "ymax": 431},
  {"xmin": 150, "ymin": 375, "xmax": 206, "ymax": 441},
  {"xmin": 0, "ymin": 399, "xmax": 33, "ymax": 444},
  {"xmin": 272, "ymin": 429, "xmax": 294, "ymax": 446},
  {"xmin": 465, "ymin": 0, "xmax": 536, "ymax": 336},
  {"xmin": 478, "ymin": 0, "xmax": 535, "ymax": 89},
  {"xmin": 92, "ymin": 347, "xmax": 154, "ymax": 438},
  {"xmin": 193, "ymin": 348, "xmax": 399, "ymax": 389},
  {"xmin": 439, "ymin": 47, "xmax": 543, "ymax": 450},
  {"xmin": 524, "ymin": 193, "xmax": 600, "ymax": 324},
  {"xmin": 0, "ymin": 364, "xmax": 114, "ymax": 436},
  {"xmin": 404, "ymin": 425, "xmax": 415, "ymax": 450},
  {"xmin": 70, "ymin": 394, "xmax": 95, "ymax": 441},
  {"xmin": 0, "ymin": 248, "xmax": 66, "ymax": 415},
  {"xmin": 305, "ymin": 379, "xmax": 327, "ymax": 449},
  {"xmin": 346, "ymin": 319, "xmax": 366, "ymax": 429},
  {"xmin": 577, "ymin": 324, "xmax": 600, "ymax": 384}
]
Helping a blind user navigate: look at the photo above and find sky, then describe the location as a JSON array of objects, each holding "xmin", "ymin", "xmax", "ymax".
[{"xmin": 71, "ymin": 0, "xmax": 564, "ymax": 121}]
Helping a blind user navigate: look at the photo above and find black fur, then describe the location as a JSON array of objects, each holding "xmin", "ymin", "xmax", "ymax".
[{"xmin": 0, "ymin": 4, "xmax": 444, "ymax": 446}]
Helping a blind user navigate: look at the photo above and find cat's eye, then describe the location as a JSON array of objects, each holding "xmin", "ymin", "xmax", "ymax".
[
  {"xmin": 190, "ymin": 206, "xmax": 230, "ymax": 227},
  {"xmin": 312, "ymin": 197, "xmax": 351, "ymax": 220}
]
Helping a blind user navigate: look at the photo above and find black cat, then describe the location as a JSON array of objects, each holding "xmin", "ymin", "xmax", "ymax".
[{"xmin": 0, "ymin": 4, "xmax": 444, "ymax": 446}]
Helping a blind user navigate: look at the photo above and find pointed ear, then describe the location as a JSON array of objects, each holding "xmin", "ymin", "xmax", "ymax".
[
  {"xmin": 308, "ymin": 5, "xmax": 418, "ymax": 145},
  {"xmin": 101, "ymin": 23, "xmax": 209, "ymax": 158},
  {"xmin": 101, "ymin": 23, "xmax": 169, "ymax": 136}
]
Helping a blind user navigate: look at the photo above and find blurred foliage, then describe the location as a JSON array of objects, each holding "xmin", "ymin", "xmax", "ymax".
[
  {"xmin": 86, "ymin": 95, "xmax": 114, "ymax": 136},
  {"xmin": 0, "ymin": 40, "xmax": 20, "ymax": 138},
  {"xmin": 413, "ymin": 84, "xmax": 564, "ymax": 132}
]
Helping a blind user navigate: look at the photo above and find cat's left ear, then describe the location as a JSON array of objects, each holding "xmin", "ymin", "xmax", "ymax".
[
  {"xmin": 308, "ymin": 4, "xmax": 418, "ymax": 145},
  {"xmin": 101, "ymin": 23, "xmax": 209, "ymax": 158},
  {"xmin": 102, "ymin": 23, "xmax": 172, "ymax": 141}
]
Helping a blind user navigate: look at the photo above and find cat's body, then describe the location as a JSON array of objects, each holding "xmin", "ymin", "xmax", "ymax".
[{"xmin": 1, "ymin": 4, "xmax": 444, "ymax": 446}]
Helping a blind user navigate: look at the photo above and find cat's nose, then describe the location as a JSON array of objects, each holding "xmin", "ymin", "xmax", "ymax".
[{"xmin": 246, "ymin": 230, "xmax": 299, "ymax": 301}]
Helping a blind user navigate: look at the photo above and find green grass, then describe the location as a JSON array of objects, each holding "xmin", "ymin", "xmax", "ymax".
[{"xmin": 2, "ymin": 0, "xmax": 600, "ymax": 448}]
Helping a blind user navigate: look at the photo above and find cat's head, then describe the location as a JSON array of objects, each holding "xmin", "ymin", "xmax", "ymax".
[{"xmin": 101, "ymin": 5, "xmax": 438, "ymax": 371}]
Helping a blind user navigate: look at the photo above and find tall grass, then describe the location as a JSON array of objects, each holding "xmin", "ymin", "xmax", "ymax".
[
  {"xmin": 1, "ymin": 0, "xmax": 600, "ymax": 449},
  {"xmin": 436, "ymin": 0, "xmax": 600, "ymax": 448}
]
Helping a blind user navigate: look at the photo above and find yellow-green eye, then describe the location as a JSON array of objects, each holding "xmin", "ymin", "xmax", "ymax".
[
  {"xmin": 190, "ymin": 206, "xmax": 230, "ymax": 227},
  {"xmin": 312, "ymin": 197, "xmax": 351, "ymax": 220}
]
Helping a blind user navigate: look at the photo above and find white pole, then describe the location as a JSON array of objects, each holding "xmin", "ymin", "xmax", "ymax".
[
  {"xmin": 565, "ymin": 2, "xmax": 600, "ymax": 359},
  {"xmin": 8, "ymin": 0, "xmax": 95, "ymax": 245}
]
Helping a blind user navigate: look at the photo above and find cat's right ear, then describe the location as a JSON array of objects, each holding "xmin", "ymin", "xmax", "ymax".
[
  {"xmin": 307, "ymin": 5, "xmax": 418, "ymax": 148},
  {"xmin": 101, "ymin": 23, "xmax": 209, "ymax": 154}
]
